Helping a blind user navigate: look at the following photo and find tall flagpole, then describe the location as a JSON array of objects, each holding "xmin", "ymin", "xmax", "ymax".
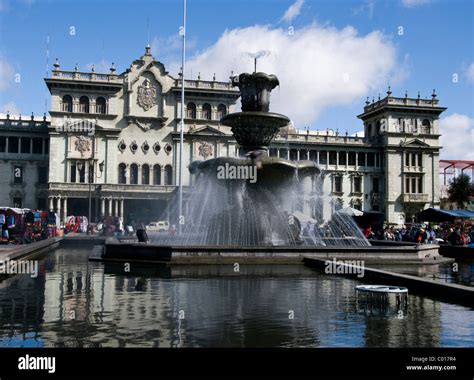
[{"xmin": 178, "ymin": 0, "xmax": 186, "ymax": 235}]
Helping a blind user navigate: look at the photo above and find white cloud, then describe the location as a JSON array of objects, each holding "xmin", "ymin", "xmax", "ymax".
[
  {"xmin": 281, "ymin": 0, "xmax": 305, "ymax": 23},
  {"xmin": 401, "ymin": 0, "xmax": 432, "ymax": 8},
  {"xmin": 440, "ymin": 113, "xmax": 474, "ymax": 160},
  {"xmin": 466, "ymin": 62, "xmax": 474, "ymax": 84},
  {"xmin": 0, "ymin": 57, "xmax": 15, "ymax": 91},
  {"xmin": 176, "ymin": 24, "xmax": 401, "ymax": 128},
  {"xmin": 0, "ymin": 101, "xmax": 20, "ymax": 114}
]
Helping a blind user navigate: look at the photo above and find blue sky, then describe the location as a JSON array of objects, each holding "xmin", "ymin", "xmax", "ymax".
[{"xmin": 0, "ymin": 0, "xmax": 473, "ymax": 158}]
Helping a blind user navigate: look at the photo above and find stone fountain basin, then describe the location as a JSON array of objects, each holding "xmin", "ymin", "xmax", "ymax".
[{"xmin": 189, "ymin": 156, "xmax": 321, "ymax": 186}]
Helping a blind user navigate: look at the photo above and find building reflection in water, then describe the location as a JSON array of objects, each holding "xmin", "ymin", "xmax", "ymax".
[{"xmin": 0, "ymin": 247, "xmax": 473, "ymax": 347}]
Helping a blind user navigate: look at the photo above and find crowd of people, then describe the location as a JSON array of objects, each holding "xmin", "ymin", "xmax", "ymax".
[{"xmin": 364, "ymin": 223, "xmax": 473, "ymax": 246}]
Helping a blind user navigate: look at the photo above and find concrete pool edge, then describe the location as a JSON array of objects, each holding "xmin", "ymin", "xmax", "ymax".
[{"xmin": 303, "ymin": 257, "xmax": 474, "ymax": 307}]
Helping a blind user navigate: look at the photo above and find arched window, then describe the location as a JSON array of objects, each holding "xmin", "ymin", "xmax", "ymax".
[
  {"xmin": 142, "ymin": 164, "xmax": 149, "ymax": 185},
  {"xmin": 62, "ymin": 95, "xmax": 73, "ymax": 112},
  {"xmin": 118, "ymin": 164, "xmax": 127, "ymax": 184},
  {"xmin": 164, "ymin": 165, "xmax": 173, "ymax": 185},
  {"xmin": 186, "ymin": 102, "xmax": 196, "ymax": 119},
  {"xmin": 79, "ymin": 96, "xmax": 90, "ymax": 113},
  {"xmin": 130, "ymin": 164, "xmax": 138, "ymax": 185},
  {"xmin": 422, "ymin": 119, "xmax": 431, "ymax": 134},
  {"xmin": 290, "ymin": 149, "xmax": 298, "ymax": 161},
  {"xmin": 202, "ymin": 103, "xmax": 212, "ymax": 120},
  {"xmin": 153, "ymin": 164, "xmax": 161, "ymax": 185},
  {"xmin": 217, "ymin": 104, "xmax": 227, "ymax": 119},
  {"xmin": 96, "ymin": 97, "xmax": 106, "ymax": 114}
]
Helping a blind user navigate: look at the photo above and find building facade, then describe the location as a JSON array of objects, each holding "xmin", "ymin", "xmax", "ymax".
[{"xmin": 0, "ymin": 46, "xmax": 447, "ymax": 225}]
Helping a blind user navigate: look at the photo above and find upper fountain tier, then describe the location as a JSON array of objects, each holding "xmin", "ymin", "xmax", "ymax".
[{"xmin": 221, "ymin": 72, "xmax": 290, "ymax": 153}]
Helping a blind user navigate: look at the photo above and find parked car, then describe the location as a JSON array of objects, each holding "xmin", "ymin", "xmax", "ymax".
[{"xmin": 146, "ymin": 221, "xmax": 169, "ymax": 232}]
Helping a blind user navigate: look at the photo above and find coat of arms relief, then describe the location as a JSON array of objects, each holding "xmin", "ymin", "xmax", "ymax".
[
  {"xmin": 137, "ymin": 78, "xmax": 157, "ymax": 111},
  {"xmin": 74, "ymin": 136, "xmax": 91, "ymax": 157}
]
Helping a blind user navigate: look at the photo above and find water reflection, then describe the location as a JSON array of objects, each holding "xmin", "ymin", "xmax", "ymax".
[{"xmin": 0, "ymin": 247, "xmax": 473, "ymax": 348}]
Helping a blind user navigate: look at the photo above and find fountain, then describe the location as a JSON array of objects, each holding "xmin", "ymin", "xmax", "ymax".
[{"xmin": 173, "ymin": 71, "xmax": 369, "ymax": 247}]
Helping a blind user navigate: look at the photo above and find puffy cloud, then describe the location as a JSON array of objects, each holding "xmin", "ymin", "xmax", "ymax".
[
  {"xmin": 176, "ymin": 24, "xmax": 401, "ymax": 128},
  {"xmin": 281, "ymin": 0, "xmax": 305, "ymax": 23},
  {"xmin": 440, "ymin": 113, "xmax": 474, "ymax": 160},
  {"xmin": 0, "ymin": 57, "xmax": 15, "ymax": 91},
  {"xmin": 466, "ymin": 62, "xmax": 474, "ymax": 84}
]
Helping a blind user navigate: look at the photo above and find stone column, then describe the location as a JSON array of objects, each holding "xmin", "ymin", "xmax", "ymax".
[
  {"xmin": 101, "ymin": 198, "xmax": 105, "ymax": 218},
  {"xmin": 355, "ymin": 152, "xmax": 359, "ymax": 170},
  {"xmin": 316, "ymin": 151, "xmax": 320, "ymax": 165},
  {"xmin": 346, "ymin": 152, "xmax": 349, "ymax": 169},
  {"xmin": 63, "ymin": 197, "xmax": 68, "ymax": 223},
  {"xmin": 120, "ymin": 198, "xmax": 124, "ymax": 219},
  {"xmin": 30, "ymin": 138, "xmax": 33, "ymax": 154},
  {"xmin": 138, "ymin": 165, "xmax": 142, "ymax": 185},
  {"xmin": 297, "ymin": 150, "xmax": 300, "ymax": 161}
]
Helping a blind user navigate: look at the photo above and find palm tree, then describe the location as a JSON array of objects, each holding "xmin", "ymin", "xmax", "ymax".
[{"xmin": 447, "ymin": 174, "xmax": 474, "ymax": 209}]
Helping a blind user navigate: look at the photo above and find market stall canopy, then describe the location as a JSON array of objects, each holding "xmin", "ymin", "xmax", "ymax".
[{"xmin": 419, "ymin": 208, "xmax": 474, "ymax": 222}]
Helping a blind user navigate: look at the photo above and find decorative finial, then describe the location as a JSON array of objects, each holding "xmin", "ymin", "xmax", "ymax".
[
  {"xmin": 31, "ymin": 112, "xmax": 34, "ymax": 120},
  {"xmin": 178, "ymin": 66, "xmax": 183, "ymax": 77},
  {"xmin": 91, "ymin": 64, "xmax": 95, "ymax": 73},
  {"xmin": 6, "ymin": 111, "xmax": 10, "ymax": 119},
  {"xmin": 365, "ymin": 96, "xmax": 370, "ymax": 105},
  {"xmin": 213, "ymin": 73, "xmax": 216, "ymax": 81},
  {"xmin": 372, "ymin": 97, "xmax": 375, "ymax": 103},
  {"xmin": 405, "ymin": 90, "xmax": 408, "ymax": 98},
  {"xmin": 18, "ymin": 114, "xmax": 21, "ymax": 120},
  {"xmin": 145, "ymin": 44, "xmax": 151, "ymax": 55},
  {"xmin": 432, "ymin": 89, "xmax": 437, "ymax": 99},
  {"xmin": 43, "ymin": 112, "xmax": 47, "ymax": 121},
  {"xmin": 387, "ymin": 85, "xmax": 392, "ymax": 96},
  {"xmin": 417, "ymin": 91, "xmax": 420, "ymax": 99},
  {"xmin": 335, "ymin": 129, "xmax": 339, "ymax": 136},
  {"xmin": 345, "ymin": 130, "xmax": 348, "ymax": 137},
  {"xmin": 74, "ymin": 63, "xmax": 79, "ymax": 72},
  {"xmin": 198, "ymin": 72, "xmax": 201, "ymax": 80},
  {"xmin": 110, "ymin": 62, "xmax": 116, "ymax": 74},
  {"xmin": 53, "ymin": 58, "xmax": 60, "ymax": 71},
  {"xmin": 378, "ymin": 93, "xmax": 381, "ymax": 101}
]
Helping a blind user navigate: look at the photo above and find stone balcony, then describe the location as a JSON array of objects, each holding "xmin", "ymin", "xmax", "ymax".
[
  {"xmin": 51, "ymin": 70, "xmax": 121, "ymax": 83},
  {"xmin": 402, "ymin": 193, "xmax": 429, "ymax": 203}
]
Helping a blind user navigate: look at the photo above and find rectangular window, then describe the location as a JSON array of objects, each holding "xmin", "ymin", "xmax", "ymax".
[
  {"xmin": 379, "ymin": 154, "xmax": 384, "ymax": 168},
  {"xmin": 319, "ymin": 151, "xmax": 327, "ymax": 165},
  {"xmin": 334, "ymin": 176, "xmax": 342, "ymax": 193},
  {"xmin": 21, "ymin": 138, "xmax": 30, "ymax": 154},
  {"xmin": 358, "ymin": 152, "xmax": 366, "ymax": 166},
  {"xmin": 353, "ymin": 177, "xmax": 362, "ymax": 193},
  {"xmin": 0, "ymin": 136, "xmax": 5, "ymax": 152},
  {"xmin": 367, "ymin": 153, "xmax": 375, "ymax": 166},
  {"xmin": 13, "ymin": 197, "xmax": 22, "ymax": 208},
  {"xmin": 329, "ymin": 151, "xmax": 337, "ymax": 165},
  {"xmin": 89, "ymin": 164, "xmax": 94, "ymax": 183},
  {"xmin": 79, "ymin": 166, "xmax": 85, "ymax": 183},
  {"xmin": 417, "ymin": 177, "xmax": 423, "ymax": 193},
  {"xmin": 348, "ymin": 152, "xmax": 356, "ymax": 166},
  {"xmin": 38, "ymin": 167, "xmax": 48, "ymax": 184},
  {"xmin": 70, "ymin": 163, "xmax": 76, "ymax": 183},
  {"xmin": 8, "ymin": 137, "xmax": 18, "ymax": 153},
  {"xmin": 417, "ymin": 153, "xmax": 422, "ymax": 167},
  {"xmin": 373, "ymin": 177, "xmax": 379, "ymax": 193},
  {"xmin": 411, "ymin": 178, "xmax": 416, "ymax": 194},
  {"xmin": 411, "ymin": 153, "xmax": 416, "ymax": 167},
  {"xmin": 405, "ymin": 177, "xmax": 410, "ymax": 193},
  {"xmin": 405, "ymin": 153, "xmax": 410, "ymax": 166},
  {"xmin": 339, "ymin": 152, "xmax": 346, "ymax": 166},
  {"xmin": 32, "ymin": 138, "xmax": 43, "ymax": 154},
  {"xmin": 13, "ymin": 166, "xmax": 23, "ymax": 184}
]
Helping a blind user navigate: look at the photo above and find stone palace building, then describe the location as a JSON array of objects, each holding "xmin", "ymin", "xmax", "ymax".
[{"xmin": 0, "ymin": 46, "xmax": 446, "ymax": 225}]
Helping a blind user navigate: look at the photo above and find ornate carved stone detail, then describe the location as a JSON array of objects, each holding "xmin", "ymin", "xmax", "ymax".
[
  {"xmin": 75, "ymin": 136, "xmax": 91, "ymax": 157},
  {"xmin": 153, "ymin": 142, "xmax": 161, "ymax": 154},
  {"xmin": 130, "ymin": 140, "xmax": 138, "ymax": 154},
  {"xmin": 198, "ymin": 142, "xmax": 213, "ymax": 159},
  {"xmin": 141, "ymin": 141, "xmax": 150, "ymax": 154},
  {"xmin": 118, "ymin": 139, "xmax": 127, "ymax": 153},
  {"xmin": 137, "ymin": 78, "xmax": 157, "ymax": 111}
]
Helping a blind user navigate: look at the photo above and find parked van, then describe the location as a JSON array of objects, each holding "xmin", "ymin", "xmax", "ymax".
[{"xmin": 146, "ymin": 221, "xmax": 169, "ymax": 232}]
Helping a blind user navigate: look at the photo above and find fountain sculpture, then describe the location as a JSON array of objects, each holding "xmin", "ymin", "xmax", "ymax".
[{"xmin": 173, "ymin": 71, "xmax": 369, "ymax": 247}]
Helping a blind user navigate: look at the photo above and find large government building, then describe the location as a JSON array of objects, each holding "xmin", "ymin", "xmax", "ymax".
[{"xmin": 0, "ymin": 46, "xmax": 447, "ymax": 225}]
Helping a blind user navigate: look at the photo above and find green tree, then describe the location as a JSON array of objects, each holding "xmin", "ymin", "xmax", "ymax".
[{"xmin": 447, "ymin": 174, "xmax": 474, "ymax": 209}]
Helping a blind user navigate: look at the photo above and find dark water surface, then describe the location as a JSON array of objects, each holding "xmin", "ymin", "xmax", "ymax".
[{"xmin": 0, "ymin": 246, "xmax": 473, "ymax": 348}]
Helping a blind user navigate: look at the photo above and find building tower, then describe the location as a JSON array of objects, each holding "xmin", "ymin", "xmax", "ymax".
[{"xmin": 357, "ymin": 89, "xmax": 446, "ymax": 224}]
